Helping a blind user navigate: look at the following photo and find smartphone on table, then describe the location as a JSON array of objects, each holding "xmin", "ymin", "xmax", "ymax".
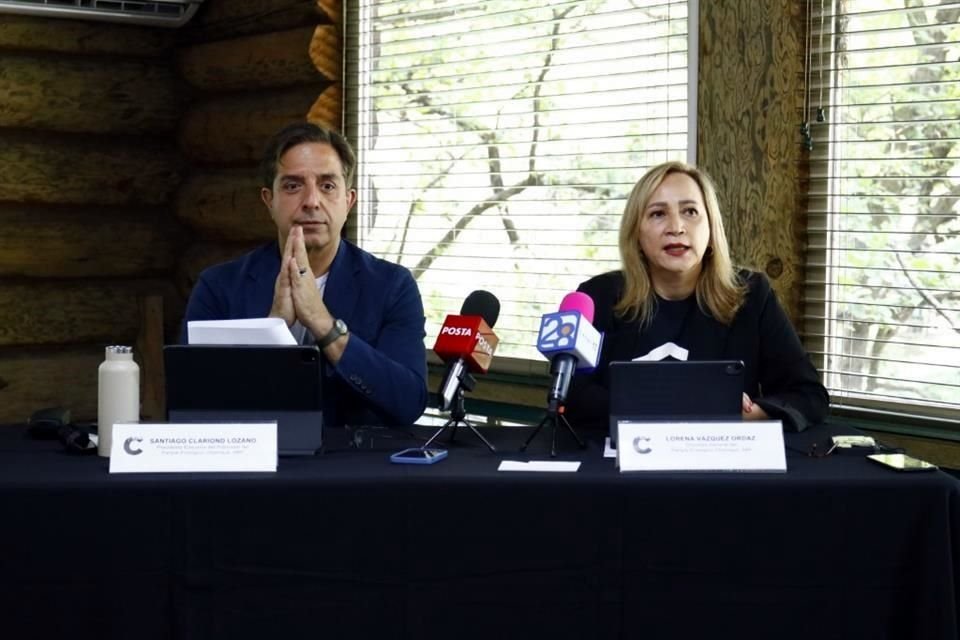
[
  {"xmin": 390, "ymin": 447, "xmax": 448, "ymax": 465},
  {"xmin": 866, "ymin": 453, "xmax": 937, "ymax": 472}
]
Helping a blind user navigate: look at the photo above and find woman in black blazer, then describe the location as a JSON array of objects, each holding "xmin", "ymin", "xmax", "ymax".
[{"xmin": 565, "ymin": 162, "xmax": 828, "ymax": 432}]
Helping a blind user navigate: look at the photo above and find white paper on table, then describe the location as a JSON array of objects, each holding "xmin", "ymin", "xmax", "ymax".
[
  {"xmin": 498, "ymin": 460, "xmax": 581, "ymax": 472},
  {"xmin": 187, "ymin": 318, "xmax": 296, "ymax": 346}
]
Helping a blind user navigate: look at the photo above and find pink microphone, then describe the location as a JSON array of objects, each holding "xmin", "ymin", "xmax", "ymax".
[{"xmin": 559, "ymin": 291, "xmax": 595, "ymax": 323}]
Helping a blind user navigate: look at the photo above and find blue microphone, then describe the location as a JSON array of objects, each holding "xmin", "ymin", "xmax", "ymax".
[{"xmin": 536, "ymin": 292, "xmax": 602, "ymax": 408}]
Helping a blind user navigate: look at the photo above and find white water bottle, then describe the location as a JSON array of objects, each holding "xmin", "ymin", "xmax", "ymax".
[{"xmin": 98, "ymin": 345, "xmax": 140, "ymax": 457}]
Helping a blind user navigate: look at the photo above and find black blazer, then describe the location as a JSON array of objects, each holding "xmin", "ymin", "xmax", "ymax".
[{"xmin": 565, "ymin": 270, "xmax": 829, "ymax": 432}]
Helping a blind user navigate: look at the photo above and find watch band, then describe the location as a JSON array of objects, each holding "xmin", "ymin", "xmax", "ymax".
[{"xmin": 318, "ymin": 318, "xmax": 348, "ymax": 348}]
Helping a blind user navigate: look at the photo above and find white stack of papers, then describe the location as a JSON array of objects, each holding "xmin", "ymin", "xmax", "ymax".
[{"xmin": 187, "ymin": 318, "xmax": 297, "ymax": 346}]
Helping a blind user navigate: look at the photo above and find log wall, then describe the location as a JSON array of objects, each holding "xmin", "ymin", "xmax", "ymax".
[
  {"xmin": 0, "ymin": 16, "xmax": 185, "ymax": 422},
  {"xmin": 174, "ymin": 0, "xmax": 341, "ymax": 299},
  {"xmin": 0, "ymin": 1, "xmax": 342, "ymax": 424}
]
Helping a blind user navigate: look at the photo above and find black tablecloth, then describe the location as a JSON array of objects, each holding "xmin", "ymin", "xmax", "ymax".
[{"xmin": 1, "ymin": 423, "xmax": 958, "ymax": 640}]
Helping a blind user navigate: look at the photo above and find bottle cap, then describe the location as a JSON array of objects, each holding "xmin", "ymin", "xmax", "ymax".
[{"xmin": 106, "ymin": 345, "xmax": 133, "ymax": 354}]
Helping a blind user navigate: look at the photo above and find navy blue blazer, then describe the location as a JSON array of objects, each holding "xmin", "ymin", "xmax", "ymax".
[{"xmin": 181, "ymin": 240, "xmax": 428, "ymax": 427}]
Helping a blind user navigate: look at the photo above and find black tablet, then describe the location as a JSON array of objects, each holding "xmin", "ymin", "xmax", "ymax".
[
  {"xmin": 608, "ymin": 360, "xmax": 744, "ymax": 446},
  {"xmin": 164, "ymin": 345, "xmax": 324, "ymax": 456}
]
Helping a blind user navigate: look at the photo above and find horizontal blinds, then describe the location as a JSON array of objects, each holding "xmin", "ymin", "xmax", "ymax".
[
  {"xmin": 804, "ymin": 0, "xmax": 960, "ymax": 422},
  {"xmin": 344, "ymin": 0, "xmax": 693, "ymax": 360}
]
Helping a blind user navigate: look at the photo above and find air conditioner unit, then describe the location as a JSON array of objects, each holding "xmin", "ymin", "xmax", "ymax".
[{"xmin": 0, "ymin": 0, "xmax": 205, "ymax": 28}]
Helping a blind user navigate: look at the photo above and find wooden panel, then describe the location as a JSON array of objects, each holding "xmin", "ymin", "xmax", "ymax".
[
  {"xmin": 176, "ymin": 241, "xmax": 266, "ymax": 299},
  {"xmin": 176, "ymin": 169, "xmax": 276, "ymax": 242},
  {"xmin": 0, "ymin": 204, "xmax": 183, "ymax": 278},
  {"xmin": 186, "ymin": 0, "xmax": 333, "ymax": 41},
  {"xmin": 697, "ymin": 0, "xmax": 806, "ymax": 321},
  {"xmin": 426, "ymin": 370, "xmax": 548, "ymax": 410},
  {"xmin": 0, "ymin": 133, "xmax": 181, "ymax": 205},
  {"xmin": 862, "ymin": 431, "xmax": 960, "ymax": 471},
  {"xmin": 0, "ymin": 53, "xmax": 182, "ymax": 134},
  {"xmin": 137, "ymin": 293, "xmax": 166, "ymax": 421},
  {"xmin": 0, "ymin": 346, "xmax": 103, "ymax": 422},
  {"xmin": 0, "ymin": 15, "xmax": 174, "ymax": 56},
  {"xmin": 0, "ymin": 280, "xmax": 180, "ymax": 347},
  {"xmin": 178, "ymin": 25, "xmax": 335, "ymax": 92},
  {"xmin": 179, "ymin": 84, "xmax": 331, "ymax": 164}
]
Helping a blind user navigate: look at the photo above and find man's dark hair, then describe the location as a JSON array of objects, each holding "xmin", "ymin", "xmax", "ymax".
[{"xmin": 259, "ymin": 122, "xmax": 357, "ymax": 190}]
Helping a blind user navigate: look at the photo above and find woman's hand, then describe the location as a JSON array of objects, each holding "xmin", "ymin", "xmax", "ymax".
[{"xmin": 742, "ymin": 393, "xmax": 769, "ymax": 420}]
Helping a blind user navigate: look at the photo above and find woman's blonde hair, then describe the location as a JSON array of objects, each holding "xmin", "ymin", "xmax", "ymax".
[{"xmin": 615, "ymin": 161, "xmax": 746, "ymax": 326}]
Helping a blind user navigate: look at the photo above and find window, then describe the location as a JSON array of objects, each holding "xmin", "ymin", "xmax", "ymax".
[
  {"xmin": 345, "ymin": 0, "xmax": 696, "ymax": 363},
  {"xmin": 805, "ymin": 0, "xmax": 960, "ymax": 424}
]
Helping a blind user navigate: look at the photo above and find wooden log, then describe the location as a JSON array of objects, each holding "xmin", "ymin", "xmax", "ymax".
[
  {"xmin": 318, "ymin": 0, "xmax": 339, "ymax": 25},
  {"xmin": 308, "ymin": 84, "xmax": 341, "ymax": 131},
  {"xmin": 176, "ymin": 169, "xmax": 277, "ymax": 242},
  {"xmin": 179, "ymin": 84, "xmax": 331, "ymax": 165},
  {"xmin": 137, "ymin": 293, "xmax": 165, "ymax": 421},
  {"xmin": 178, "ymin": 25, "xmax": 337, "ymax": 92},
  {"xmin": 0, "ymin": 204, "xmax": 184, "ymax": 278},
  {"xmin": 0, "ymin": 346, "xmax": 103, "ymax": 423},
  {"xmin": 176, "ymin": 241, "xmax": 266, "ymax": 300},
  {"xmin": 0, "ymin": 53, "xmax": 182, "ymax": 135},
  {"xmin": 0, "ymin": 279, "xmax": 180, "ymax": 347},
  {"xmin": 698, "ymin": 0, "xmax": 805, "ymax": 321},
  {"xmin": 185, "ymin": 0, "xmax": 334, "ymax": 42},
  {"xmin": 309, "ymin": 23, "xmax": 340, "ymax": 81},
  {"xmin": 0, "ymin": 132, "xmax": 181, "ymax": 206},
  {"xmin": 0, "ymin": 15, "xmax": 174, "ymax": 57}
]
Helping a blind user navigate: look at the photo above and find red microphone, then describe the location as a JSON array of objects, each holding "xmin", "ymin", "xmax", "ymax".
[
  {"xmin": 433, "ymin": 315, "xmax": 499, "ymax": 374},
  {"xmin": 433, "ymin": 291, "xmax": 500, "ymax": 411}
]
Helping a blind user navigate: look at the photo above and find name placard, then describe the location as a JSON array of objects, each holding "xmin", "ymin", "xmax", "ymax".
[
  {"xmin": 616, "ymin": 421, "xmax": 786, "ymax": 473},
  {"xmin": 109, "ymin": 423, "xmax": 277, "ymax": 473}
]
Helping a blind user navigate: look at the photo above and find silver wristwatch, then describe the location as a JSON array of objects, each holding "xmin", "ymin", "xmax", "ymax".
[{"xmin": 318, "ymin": 318, "xmax": 348, "ymax": 348}]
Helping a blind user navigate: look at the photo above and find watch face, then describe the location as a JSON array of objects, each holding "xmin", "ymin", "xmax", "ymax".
[{"xmin": 319, "ymin": 318, "xmax": 348, "ymax": 347}]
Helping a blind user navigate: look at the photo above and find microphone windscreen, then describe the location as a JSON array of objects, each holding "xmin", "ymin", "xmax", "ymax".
[
  {"xmin": 460, "ymin": 290, "xmax": 501, "ymax": 328},
  {"xmin": 558, "ymin": 291, "xmax": 595, "ymax": 323}
]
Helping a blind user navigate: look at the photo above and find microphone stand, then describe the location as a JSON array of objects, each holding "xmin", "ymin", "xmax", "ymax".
[
  {"xmin": 522, "ymin": 355, "xmax": 585, "ymax": 457},
  {"xmin": 520, "ymin": 396, "xmax": 585, "ymax": 458},
  {"xmin": 425, "ymin": 371, "xmax": 497, "ymax": 452}
]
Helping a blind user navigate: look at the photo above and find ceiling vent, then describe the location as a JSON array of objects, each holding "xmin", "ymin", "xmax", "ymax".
[{"xmin": 0, "ymin": 0, "xmax": 205, "ymax": 28}]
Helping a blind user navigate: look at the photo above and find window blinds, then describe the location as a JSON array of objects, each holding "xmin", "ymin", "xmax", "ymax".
[
  {"xmin": 344, "ymin": 0, "xmax": 695, "ymax": 362},
  {"xmin": 805, "ymin": 0, "xmax": 960, "ymax": 423}
]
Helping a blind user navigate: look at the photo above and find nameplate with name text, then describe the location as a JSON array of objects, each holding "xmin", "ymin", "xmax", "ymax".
[
  {"xmin": 109, "ymin": 423, "xmax": 277, "ymax": 473},
  {"xmin": 616, "ymin": 420, "xmax": 786, "ymax": 473}
]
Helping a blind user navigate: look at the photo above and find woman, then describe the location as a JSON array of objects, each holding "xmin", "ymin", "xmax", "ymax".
[{"xmin": 565, "ymin": 161, "xmax": 828, "ymax": 432}]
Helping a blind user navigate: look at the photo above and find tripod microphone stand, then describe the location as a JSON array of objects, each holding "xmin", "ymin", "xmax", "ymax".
[
  {"xmin": 521, "ymin": 352, "xmax": 585, "ymax": 457},
  {"xmin": 520, "ymin": 395, "xmax": 585, "ymax": 458},
  {"xmin": 424, "ymin": 370, "xmax": 497, "ymax": 452}
]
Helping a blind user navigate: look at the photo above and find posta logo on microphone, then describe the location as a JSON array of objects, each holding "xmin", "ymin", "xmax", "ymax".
[
  {"xmin": 439, "ymin": 326, "xmax": 473, "ymax": 337},
  {"xmin": 433, "ymin": 315, "xmax": 499, "ymax": 373},
  {"xmin": 439, "ymin": 323, "xmax": 495, "ymax": 357}
]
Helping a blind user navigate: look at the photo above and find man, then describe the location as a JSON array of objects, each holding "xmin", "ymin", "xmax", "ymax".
[{"xmin": 182, "ymin": 123, "xmax": 428, "ymax": 427}]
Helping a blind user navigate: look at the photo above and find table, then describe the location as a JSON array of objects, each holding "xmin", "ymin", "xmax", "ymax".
[{"xmin": 1, "ymin": 423, "xmax": 958, "ymax": 640}]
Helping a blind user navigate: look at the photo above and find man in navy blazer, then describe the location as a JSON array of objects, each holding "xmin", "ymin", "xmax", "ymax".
[{"xmin": 182, "ymin": 123, "xmax": 428, "ymax": 427}]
